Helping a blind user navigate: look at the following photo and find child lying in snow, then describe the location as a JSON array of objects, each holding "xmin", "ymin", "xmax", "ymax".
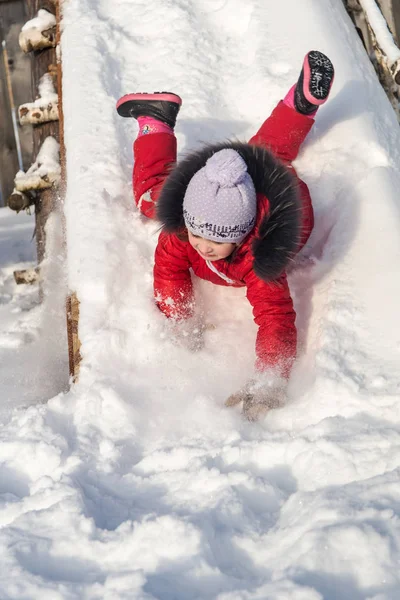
[{"xmin": 116, "ymin": 51, "xmax": 334, "ymax": 420}]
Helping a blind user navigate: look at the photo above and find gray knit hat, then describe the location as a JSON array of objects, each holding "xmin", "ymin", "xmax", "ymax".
[{"xmin": 183, "ymin": 149, "xmax": 257, "ymax": 243}]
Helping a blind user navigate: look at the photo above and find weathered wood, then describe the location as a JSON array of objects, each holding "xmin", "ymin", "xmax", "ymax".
[
  {"xmin": 55, "ymin": 0, "xmax": 80, "ymax": 381},
  {"xmin": 19, "ymin": 97, "xmax": 59, "ymax": 125},
  {"xmin": 7, "ymin": 189, "xmax": 33, "ymax": 212},
  {"xmin": 14, "ymin": 135, "xmax": 60, "ymax": 191},
  {"xmin": 66, "ymin": 293, "xmax": 81, "ymax": 381},
  {"xmin": 377, "ymin": 0, "xmax": 400, "ymax": 45},
  {"xmin": 19, "ymin": 71, "xmax": 59, "ymax": 126},
  {"xmin": 19, "ymin": 22, "xmax": 56, "ymax": 53},
  {"xmin": 55, "ymin": 0, "xmax": 65, "ymax": 193},
  {"xmin": 35, "ymin": 188, "xmax": 54, "ymax": 262},
  {"xmin": 26, "ymin": 0, "xmax": 56, "ymax": 16},
  {"xmin": 15, "ymin": 170, "xmax": 58, "ymax": 190},
  {"xmin": 0, "ymin": 0, "xmax": 33, "ymax": 206},
  {"xmin": 345, "ymin": 0, "xmax": 400, "ymax": 118},
  {"xmin": 25, "ymin": 0, "xmax": 59, "ymax": 265},
  {"xmin": 14, "ymin": 267, "xmax": 39, "ymax": 284}
]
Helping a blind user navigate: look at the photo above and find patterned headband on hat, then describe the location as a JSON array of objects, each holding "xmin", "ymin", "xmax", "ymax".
[{"xmin": 183, "ymin": 148, "xmax": 257, "ymax": 244}]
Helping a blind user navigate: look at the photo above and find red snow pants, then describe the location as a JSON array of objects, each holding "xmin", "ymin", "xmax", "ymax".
[{"xmin": 132, "ymin": 101, "xmax": 314, "ymax": 249}]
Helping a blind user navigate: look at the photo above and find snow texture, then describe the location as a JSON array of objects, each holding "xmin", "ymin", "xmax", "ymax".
[{"xmin": 1, "ymin": 0, "xmax": 400, "ymax": 598}]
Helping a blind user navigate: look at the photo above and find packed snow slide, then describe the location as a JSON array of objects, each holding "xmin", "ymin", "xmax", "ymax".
[{"xmin": 1, "ymin": 0, "xmax": 400, "ymax": 597}]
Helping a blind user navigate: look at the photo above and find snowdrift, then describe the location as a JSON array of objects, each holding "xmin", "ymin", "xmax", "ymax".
[{"xmin": 1, "ymin": 0, "xmax": 400, "ymax": 598}]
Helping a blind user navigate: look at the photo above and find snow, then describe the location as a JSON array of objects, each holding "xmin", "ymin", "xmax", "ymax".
[
  {"xmin": 19, "ymin": 73, "xmax": 59, "ymax": 126},
  {"xmin": 20, "ymin": 73, "xmax": 58, "ymax": 110},
  {"xmin": 21, "ymin": 8, "xmax": 56, "ymax": 33},
  {"xmin": 15, "ymin": 136, "xmax": 60, "ymax": 191},
  {"xmin": 19, "ymin": 9, "xmax": 57, "ymax": 54},
  {"xmin": 0, "ymin": 208, "xmax": 68, "ymax": 416},
  {"xmin": 359, "ymin": 0, "xmax": 400, "ymax": 64},
  {"xmin": 2, "ymin": 0, "xmax": 400, "ymax": 598}
]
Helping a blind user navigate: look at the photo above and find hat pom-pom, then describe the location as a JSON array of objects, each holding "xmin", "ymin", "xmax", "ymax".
[{"xmin": 205, "ymin": 149, "xmax": 248, "ymax": 187}]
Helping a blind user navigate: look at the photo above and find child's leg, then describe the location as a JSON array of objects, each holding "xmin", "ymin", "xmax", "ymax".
[
  {"xmin": 133, "ymin": 132, "xmax": 177, "ymax": 219},
  {"xmin": 248, "ymin": 101, "xmax": 314, "ymax": 163},
  {"xmin": 249, "ymin": 51, "xmax": 334, "ymax": 249},
  {"xmin": 251, "ymin": 104, "xmax": 316, "ymax": 250},
  {"xmin": 248, "ymin": 51, "xmax": 334, "ymax": 163},
  {"xmin": 116, "ymin": 92, "xmax": 182, "ymax": 219}
]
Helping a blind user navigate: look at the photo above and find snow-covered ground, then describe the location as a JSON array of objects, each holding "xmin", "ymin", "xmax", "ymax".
[
  {"xmin": 1, "ymin": 0, "xmax": 400, "ymax": 597},
  {"xmin": 0, "ymin": 208, "xmax": 67, "ymax": 418}
]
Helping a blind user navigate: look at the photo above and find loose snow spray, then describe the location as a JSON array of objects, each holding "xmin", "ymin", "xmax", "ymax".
[{"xmin": 1, "ymin": 0, "xmax": 400, "ymax": 597}]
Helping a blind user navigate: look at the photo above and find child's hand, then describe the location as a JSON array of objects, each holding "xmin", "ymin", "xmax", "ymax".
[{"xmin": 226, "ymin": 377, "xmax": 286, "ymax": 421}]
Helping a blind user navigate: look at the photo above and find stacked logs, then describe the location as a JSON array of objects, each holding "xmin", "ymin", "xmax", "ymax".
[
  {"xmin": 8, "ymin": 0, "xmax": 79, "ymax": 380},
  {"xmin": 8, "ymin": 0, "xmax": 61, "ymax": 267}
]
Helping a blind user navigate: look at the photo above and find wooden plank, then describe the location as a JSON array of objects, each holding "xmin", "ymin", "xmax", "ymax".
[
  {"xmin": 66, "ymin": 293, "xmax": 81, "ymax": 381},
  {"xmin": 25, "ymin": 0, "xmax": 58, "ymax": 265},
  {"xmin": 53, "ymin": 0, "xmax": 80, "ymax": 381}
]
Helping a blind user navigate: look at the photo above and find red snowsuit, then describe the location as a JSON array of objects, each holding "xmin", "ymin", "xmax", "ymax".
[{"xmin": 132, "ymin": 102, "xmax": 314, "ymax": 374}]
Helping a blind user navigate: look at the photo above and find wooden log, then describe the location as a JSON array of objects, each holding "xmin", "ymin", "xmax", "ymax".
[
  {"xmin": 19, "ymin": 25, "xmax": 56, "ymax": 53},
  {"xmin": 345, "ymin": 0, "xmax": 400, "ymax": 117},
  {"xmin": 19, "ymin": 8, "xmax": 56, "ymax": 53},
  {"xmin": 66, "ymin": 293, "xmax": 81, "ymax": 381},
  {"xmin": 19, "ymin": 72, "xmax": 59, "ymax": 125},
  {"xmin": 35, "ymin": 188, "xmax": 55, "ymax": 266},
  {"xmin": 14, "ymin": 267, "xmax": 40, "ymax": 284},
  {"xmin": 15, "ymin": 171, "xmax": 59, "ymax": 191},
  {"xmin": 14, "ymin": 135, "xmax": 60, "ymax": 191},
  {"xmin": 25, "ymin": 0, "xmax": 59, "ymax": 266},
  {"xmin": 19, "ymin": 98, "xmax": 58, "ymax": 124},
  {"xmin": 7, "ymin": 189, "xmax": 34, "ymax": 212}
]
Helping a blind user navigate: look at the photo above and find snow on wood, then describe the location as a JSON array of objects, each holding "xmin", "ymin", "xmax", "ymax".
[
  {"xmin": 19, "ymin": 8, "xmax": 56, "ymax": 53},
  {"xmin": 359, "ymin": 0, "xmax": 400, "ymax": 82},
  {"xmin": 14, "ymin": 136, "xmax": 60, "ymax": 192},
  {"xmin": 13, "ymin": 268, "xmax": 40, "ymax": 285},
  {"xmin": 18, "ymin": 73, "xmax": 59, "ymax": 126}
]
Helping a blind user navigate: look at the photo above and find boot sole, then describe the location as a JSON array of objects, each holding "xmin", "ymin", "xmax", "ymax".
[
  {"xmin": 303, "ymin": 51, "xmax": 334, "ymax": 106},
  {"xmin": 116, "ymin": 92, "xmax": 182, "ymax": 117}
]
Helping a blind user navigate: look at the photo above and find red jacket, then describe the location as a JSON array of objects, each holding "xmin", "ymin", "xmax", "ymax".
[{"xmin": 134, "ymin": 102, "xmax": 314, "ymax": 374}]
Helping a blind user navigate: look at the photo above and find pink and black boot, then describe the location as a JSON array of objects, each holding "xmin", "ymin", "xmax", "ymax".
[
  {"xmin": 285, "ymin": 51, "xmax": 335, "ymax": 116},
  {"xmin": 116, "ymin": 92, "xmax": 182, "ymax": 133}
]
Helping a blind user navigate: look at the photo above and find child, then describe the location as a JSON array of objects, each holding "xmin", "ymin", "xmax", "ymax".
[{"xmin": 117, "ymin": 51, "xmax": 335, "ymax": 420}]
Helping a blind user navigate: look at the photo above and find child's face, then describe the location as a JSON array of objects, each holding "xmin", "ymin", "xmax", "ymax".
[{"xmin": 188, "ymin": 231, "xmax": 236, "ymax": 261}]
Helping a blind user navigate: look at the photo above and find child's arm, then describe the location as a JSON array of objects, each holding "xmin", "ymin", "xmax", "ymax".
[
  {"xmin": 226, "ymin": 271, "xmax": 296, "ymax": 419},
  {"xmin": 153, "ymin": 232, "xmax": 194, "ymax": 320},
  {"xmin": 244, "ymin": 270, "xmax": 297, "ymax": 376}
]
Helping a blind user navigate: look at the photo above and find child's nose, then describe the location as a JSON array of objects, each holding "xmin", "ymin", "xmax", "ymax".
[{"xmin": 198, "ymin": 242, "xmax": 213, "ymax": 255}]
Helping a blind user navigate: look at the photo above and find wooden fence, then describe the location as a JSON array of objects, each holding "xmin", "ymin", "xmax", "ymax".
[{"xmin": 0, "ymin": 0, "xmax": 32, "ymax": 205}]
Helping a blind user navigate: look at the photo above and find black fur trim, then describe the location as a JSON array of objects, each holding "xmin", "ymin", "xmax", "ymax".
[{"xmin": 156, "ymin": 141, "xmax": 301, "ymax": 281}]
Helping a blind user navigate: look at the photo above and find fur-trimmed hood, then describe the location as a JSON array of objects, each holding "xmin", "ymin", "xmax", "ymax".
[{"xmin": 156, "ymin": 141, "xmax": 301, "ymax": 281}]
